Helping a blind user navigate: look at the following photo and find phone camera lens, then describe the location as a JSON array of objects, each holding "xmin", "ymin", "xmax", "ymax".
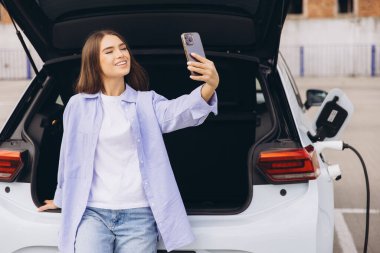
[{"xmin": 185, "ymin": 34, "xmax": 194, "ymax": 46}]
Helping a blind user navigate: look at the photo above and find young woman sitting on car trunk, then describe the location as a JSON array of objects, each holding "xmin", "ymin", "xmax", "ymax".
[{"xmin": 37, "ymin": 29, "xmax": 219, "ymax": 253}]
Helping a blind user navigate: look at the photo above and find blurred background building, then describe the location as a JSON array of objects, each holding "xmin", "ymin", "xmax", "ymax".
[
  {"xmin": 0, "ymin": 0, "xmax": 380, "ymax": 79},
  {"xmin": 281, "ymin": 0, "xmax": 380, "ymax": 77}
]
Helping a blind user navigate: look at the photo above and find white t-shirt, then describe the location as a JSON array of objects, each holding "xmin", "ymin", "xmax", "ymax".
[{"xmin": 87, "ymin": 92, "xmax": 149, "ymax": 209}]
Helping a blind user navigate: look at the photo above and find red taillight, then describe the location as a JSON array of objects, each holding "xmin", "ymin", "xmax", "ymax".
[
  {"xmin": 257, "ymin": 147, "xmax": 320, "ymax": 183},
  {"xmin": 0, "ymin": 150, "xmax": 26, "ymax": 182}
]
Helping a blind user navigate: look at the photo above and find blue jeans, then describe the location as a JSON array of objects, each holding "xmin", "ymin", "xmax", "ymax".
[{"xmin": 74, "ymin": 206, "xmax": 158, "ymax": 253}]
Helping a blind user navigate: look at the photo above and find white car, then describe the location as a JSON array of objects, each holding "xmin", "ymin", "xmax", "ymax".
[{"xmin": 0, "ymin": 0, "xmax": 353, "ymax": 252}]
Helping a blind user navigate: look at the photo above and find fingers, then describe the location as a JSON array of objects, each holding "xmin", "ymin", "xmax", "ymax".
[
  {"xmin": 187, "ymin": 54, "xmax": 219, "ymax": 88},
  {"xmin": 190, "ymin": 52, "xmax": 210, "ymax": 63},
  {"xmin": 187, "ymin": 59, "xmax": 214, "ymax": 73},
  {"xmin": 189, "ymin": 74, "xmax": 210, "ymax": 82},
  {"xmin": 37, "ymin": 200, "xmax": 57, "ymax": 212},
  {"xmin": 189, "ymin": 69, "xmax": 218, "ymax": 87},
  {"xmin": 187, "ymin": 61, "xmax": 203, "ymax": 68},
  {"xmin": 38, "ymin": 204, "xmax": 49, "ymax": 212},
  {"xmin": 187, "ymin": 66, "xmax": 209, "ymax": 75}
]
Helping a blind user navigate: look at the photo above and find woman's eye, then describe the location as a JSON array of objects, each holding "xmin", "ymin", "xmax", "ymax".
[
  {"xmin": 121, "ymin": 47, "xmax": 127, "ymax": 51},
  {"xmin": 105, "ymin": 51, "xmax": 112, "ymax": 54}
]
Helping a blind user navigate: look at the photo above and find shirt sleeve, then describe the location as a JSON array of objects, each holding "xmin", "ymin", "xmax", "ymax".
[
  {"xmin": 53, "ymin": 98, "xmax": 74, "ymax": 208},
  {"xmin": 152, "ymin": 85, "xmax": 218, "ymax": 134}
]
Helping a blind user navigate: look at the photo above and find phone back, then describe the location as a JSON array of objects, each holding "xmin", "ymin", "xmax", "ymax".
[{"xmin": 181, "ymin": 32, "xmax": 206, "ymax": 62}]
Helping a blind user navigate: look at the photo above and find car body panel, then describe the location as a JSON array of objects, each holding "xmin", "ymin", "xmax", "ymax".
[
  {"xmin": 0, "ymin": 183, "xmax": 59, "ymax": 252},
  {"xmin": 1, "ymin": 182, "xmax": 323, "ymax": 253},
  {"xmin": 277, "ymin": 54, "xmax": 334, "ymax": 253}
]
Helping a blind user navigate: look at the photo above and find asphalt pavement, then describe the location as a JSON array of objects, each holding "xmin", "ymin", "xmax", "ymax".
[{"xmin": 0, "ymin": 77, "xmax": 379, "ymax": 253}]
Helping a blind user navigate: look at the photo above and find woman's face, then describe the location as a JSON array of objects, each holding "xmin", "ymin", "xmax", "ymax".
[{"xmin": 99, "ymin": 34, "xmax": 131, "ymax": 82}]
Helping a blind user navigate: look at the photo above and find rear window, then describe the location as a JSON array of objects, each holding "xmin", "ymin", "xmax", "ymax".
[{"xmin": 277, "ymin": 55, "xmax": 304, "ymax": 108}]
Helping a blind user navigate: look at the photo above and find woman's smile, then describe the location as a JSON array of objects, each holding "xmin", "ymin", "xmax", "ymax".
[{"xmin": 115, "ymin": 60, "xmax": 128, "ymax": 66}]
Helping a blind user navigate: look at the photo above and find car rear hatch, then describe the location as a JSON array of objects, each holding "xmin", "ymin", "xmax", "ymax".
[{"xmin": 1, "ymin": 0, "xmax": 289, "ymax": 68}]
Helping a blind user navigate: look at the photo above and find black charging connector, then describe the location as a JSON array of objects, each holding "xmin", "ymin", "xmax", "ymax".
[
  {"xmin": 343, "ymin": 143, "xmax": 370, "ymax": 253},
  {"xmin": 308, "ymin": 96, "xmax": 348, "ymax": 142}
]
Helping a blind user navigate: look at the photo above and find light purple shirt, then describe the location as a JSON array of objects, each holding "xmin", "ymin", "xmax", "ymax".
[{"xmin": 53, "ymin": 83, "xmax": 218, "ymax": 252}]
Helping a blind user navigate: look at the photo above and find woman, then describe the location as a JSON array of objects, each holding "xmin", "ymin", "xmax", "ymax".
[{"xmin": 37, "ymin": 29, "xmax": 219, "ymax": 253}]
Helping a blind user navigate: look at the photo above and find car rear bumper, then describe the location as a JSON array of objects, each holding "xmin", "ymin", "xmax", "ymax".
[
  {"xmin": 173, "ymin": 177, "xmax": 334, "ymax": 253},
  {"xmin": 0, "ymin": 173, "xmax": 334, "ymax": 253}
]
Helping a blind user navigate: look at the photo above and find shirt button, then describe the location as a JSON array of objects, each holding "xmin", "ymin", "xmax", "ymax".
[
  {"xmin": 140, "ymin": 160, "xmax": 144, "ymax": 164},
  {"xmin": 137, "ymin": 139, "xmax": 141, "ymax": 142},
  {"xmin": 151, "ymin": 203, "xmax": 155, "ymax": 207}
]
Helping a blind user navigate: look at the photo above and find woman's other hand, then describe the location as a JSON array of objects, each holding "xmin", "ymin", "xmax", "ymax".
[
  {"xmin": 187, "ymin": 53, "xmax": 219, "ymax": 102},
  {"xmin": 37, "ymin": 200, "xmax": 59, "ymax": 212}
]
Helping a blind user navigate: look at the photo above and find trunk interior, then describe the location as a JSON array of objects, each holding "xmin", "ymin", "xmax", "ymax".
[{"xmin": 26, "ymin": 51, "xmax": 273, "ymax": 214}]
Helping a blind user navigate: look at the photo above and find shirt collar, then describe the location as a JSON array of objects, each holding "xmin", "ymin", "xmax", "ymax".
[{"xmin": 81, "ymin": 83, "xmax": 137, "ymax": 103}]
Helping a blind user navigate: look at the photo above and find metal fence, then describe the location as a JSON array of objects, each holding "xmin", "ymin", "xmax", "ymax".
[
  {"xmin": 0, "ymin": 49, "xmax": 32, "ymax": 80},
  {"xmin": 280, "ymin": 44, "xmax": 380, "ymax": 77},
  {"xmin": 1, "ymin": 45, "xmax": 380, "ymax": 79}
]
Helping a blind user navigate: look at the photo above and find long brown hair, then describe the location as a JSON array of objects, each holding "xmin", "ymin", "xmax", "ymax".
[{"xmin": 75, "ymin": 30, "xmax": 149, "ymax": 93}]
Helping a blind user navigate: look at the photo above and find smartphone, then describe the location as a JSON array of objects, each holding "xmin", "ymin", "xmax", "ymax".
[{"xmin": 181, "ymin": 32, "xmax": 206, "ymax": 76}]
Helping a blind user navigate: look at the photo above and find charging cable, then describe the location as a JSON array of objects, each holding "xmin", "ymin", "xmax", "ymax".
[
  {"xmin": 342, "ymin": 143, "xmax": 370, "ymax": 253},
  {"xmin": 314, "ymin": 141, "xmax": 370, "ymax": 253}
]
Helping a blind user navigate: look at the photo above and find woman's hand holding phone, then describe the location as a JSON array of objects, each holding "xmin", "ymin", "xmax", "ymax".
[
  {"xmin": 188, "ymin": 53, "xmax": 219, "ymax": 102},
  {"xmin": 181, "ymin": 32, "xmax": 219, "ymax": 101}
]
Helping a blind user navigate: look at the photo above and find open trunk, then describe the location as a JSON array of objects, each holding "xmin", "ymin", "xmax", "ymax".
[
  {"xmin": 3, "ymin": 0, "xmax": 287, "ymax": 213},
  {"xmin": 26, "ymin": 51, "xmax": 273, "ymax": 214}
]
